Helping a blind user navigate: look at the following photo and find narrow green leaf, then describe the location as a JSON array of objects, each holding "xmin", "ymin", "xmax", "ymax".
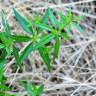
[
  {"xmin": 10, "ymin": 35, "xmax": 32, "ymax": 42},
  {"xmin": 33, "ymin": 22, "xmax": 51, "ymax": 31},
  {"xmin": 1, "ymin": 93, "xmax": 16, "ymax": 96},
  {"xmin": 18, "ymin": 34, "xmax": 55, "ymax": 64},
  {"xmin": 0, "ymin": 44, "xmax": 5, "ymax": 49},
  {"xmin": 38, "ymin": 46, "xmax": 51, "ymax": 72},
  {"xmin": 1, "ymin": 11, "xmax": 10, "ymax": 36},
  {"xmin": 13, "ymin": 45, "xmax": 19, "ymax": 66},
  {"xmin": 0, "ymin": 32, "xmax": 12, "ymax": 55},
  {"xmin": 59, "ymin": 12, "xmax": 66, "ymax": 21},
  {"xmin": 34, "ymin": 33, "xmax": 55, "ymax": 50},
  {"xmin": 34, "ymin": 13, "xmax": 42, "ymax": 23},
  {"xmin": 37, "ymin": 8, "xmax": 49, "ymax": 32},
  {"xmin": 0, "ymin": 33, "xmax": 13, "ymax": 47},
  {"xmin": 13, "ymin": 8, "xmax": 33, "ymax": 34},
  {"xmin": 25, "ymin": 83, "xmax": 36, "ymax": 96},
  {"xmin": 59, "ymin": 12, "xmax": 67, "ymax": 29},
  {"xmin": 0, "ymin": 69, "xmax": 4, "ymax": 82},
  {"xmin": 42, "ymin": 8, "xmax": 49, "ymax": 24},
  {"xmin": 37, "ymin": 84, "xmax": 44, "ymax": 96},
  {"xmin": 0, "ymin": 84, "xmax": 9, "ymax": 90},
  {"xmin": 0, "ymin": 33, "xmax": 9, "ymax": 47},
  {"xmin": 59, "ymin": 11, "xmax": 73, "ymax": 30},
  {"xmin": 20, "ymin": 81, "xmax": 36, "ymax": 96},
  {"xmin": 48, "ymin": 7, "xmax": 58, "ymax": 26},
  {"xmin": 0, "ymin": 49, "xmax": 7, "ymax": 61},
  {"xmin": 67, "ymin": 11, "xmax": 73, "ymax": 21},
  {"xmin": 0, "ymin": 59, "xmax": 6, "ymax": 82},
  {"xmin": 37, "ymin": 8, "xmax": 58, "ymax": 32},
  {"xmin": 6, "ymin": 47, "xmax": 11, "ymax": 55},
  {"xmin": 17, "ymin": 42, "xmax": 33, "ymax": 64},
  {"xmin": 54, "ymin": 36, "xmax": 60, "ymax": 59}
]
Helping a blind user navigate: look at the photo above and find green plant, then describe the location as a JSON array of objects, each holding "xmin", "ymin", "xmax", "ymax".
[
  {"xmin": 0, "ymin": 7, "xmax": 83, "ymax": 96},
  {"xmin": 20, "ymin": 80, "xmax": 44, "ymax": 96}
]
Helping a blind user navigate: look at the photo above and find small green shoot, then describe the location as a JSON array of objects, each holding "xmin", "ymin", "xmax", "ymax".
[{"xmin": 20, "ymin": 80, "xmax": 44, "ymax": 96}]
